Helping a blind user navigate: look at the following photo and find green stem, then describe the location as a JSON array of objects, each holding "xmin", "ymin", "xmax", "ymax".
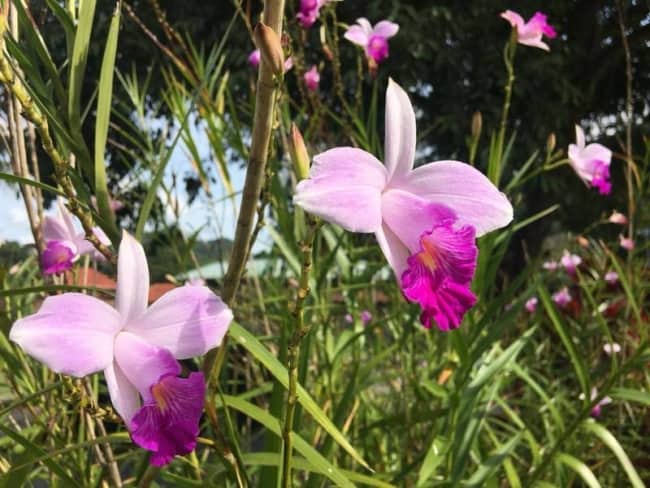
[
  {"xmin": 492, "ymin": 32, "xmax": 517, "ymax": 185},
  {"xmin": 280, "ymin": 218, "xmax": 320, "ymax": 488}
]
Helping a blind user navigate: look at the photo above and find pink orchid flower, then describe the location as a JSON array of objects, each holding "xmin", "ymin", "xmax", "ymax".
[
  {"xmin": 360, "ymin": 310, "xmax": 373, "ymax": 325},
  {"xmin": 525, "ymin": 297, "xmax": 538, "ymax": 313},
  {"xmin": 568, "ymin": 125, "xmax": 613, "ymax": 195},
  {"xmin": 580, "ymin": 387, "xmax": 612, "ymax": 417},
  {"xmin": 552, "ymin": 287, "xmax": 572, "ymax": 308},
  {"xmin": 608, "ymin": 210, "xmax": 627, "ymax": 225},
  {"xmin": 248, "ymin": 49, "xmax": 261, "ymax": 68},
  {"xmin": 297, "ymin": 0, "xmax": 328, "ymax": 29},
  {"xmin": 619, "ymin": 235, "xmax": 634, "ymax": 251},
  {"xmin": 604, "ymin": 271, "xmax": 618, "ymax": 285},
  {"xmin": 560, "ymin": 249, "xmax": 582, "ymax": 275},
  {"xmin": 500, "ymin": 10, "xmax": 557, "ymax": 51},
  {"xmin": 41, "ymin": 198, "xmax": 111, "ymax": 274},
  {"xmin": 304, "ymin": 65, "xmax": 320, "ymax": 91},
  {"xmin": 344, "ymin": 18, "xmax": 399, "ymax": 64},
  {"xmin": 295, "ymin": 81, "xmax": 513, "ymax": 331},
  {"xmin": 11, "ymin": 232, "xmax": 232, "ymax": 466}
]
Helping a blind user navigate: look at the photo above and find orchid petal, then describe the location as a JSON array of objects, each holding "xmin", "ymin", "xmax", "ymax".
[
  {"xmin": 384, "ymin": 79, "xmax": 416, "ymax": 182},
  {"xmin": 575, "ymin": 125, "xmax": 585, "ymax": 148},
  {"xmin": 294, "ymin": 147, "xmax": 387, "ymax": 232},
  {"xmin": 127, "ymin": 286, "xmax": 232, "ymax": 359},
  {"xmin": 10, "ymin": 294, "xmax": 121, "ymax": 376},
  {"xmin": 356, "ymin": 18, "xmax": 373, "ymax": 36},
  {"xmin": 373, "ymin": 20, "xmax": 399, "ymax": 39},
  {"xmin": 57, "ymin": 198, "xmax": 78, "ymax": 238},
  {"xmin": 501, "ymin": 10, "xmax": 524, "ymax": 29},
  {"xmin": 374, "ymin": 223, "xmax": 410, "ymax": 278},
  {"xmin": 343, "ymin": 25, "xmax": 369, "ymax": 46},
  {"xmin": 401, "ymin": 160, "xmax": 513, "ymax": 236},
  {"xmin": 114, "ymin": 331, "xmax": 180, "ymax": 402},
  {"xmin": 42, "ymin": 216, "xmax": 71, "ymax": 242},
  {"xmin": 116, "ymin": 231, "xmax": 150, "ymax": 325},
  {"xmin": 517, "ymin": 38, "xmax": 549, "ymax": 51},
  {"xmin": 381, "ymin": 189, "xmax": 457, "ymax": 252},
  {"xmin": 104, "ymin": 361, "xmax": 141, "ymax": 424}
]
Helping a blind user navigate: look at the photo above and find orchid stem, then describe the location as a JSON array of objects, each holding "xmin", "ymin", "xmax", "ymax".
[
  {"xmin": 203, "ymin": 0, "xmax": 286, "ymax": 379},
  {"xmin": 280, "ymin": 217, "xmax": 320, "ymax": 488},
  {"xmin": 492, "ymin": 32, "xmax": 517, "ymax": 185}
]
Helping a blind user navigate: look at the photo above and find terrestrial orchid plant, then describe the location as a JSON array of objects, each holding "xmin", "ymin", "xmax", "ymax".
[{"xmin": 5, "ymin": 0, "xmax": 645, "ymax": 484}]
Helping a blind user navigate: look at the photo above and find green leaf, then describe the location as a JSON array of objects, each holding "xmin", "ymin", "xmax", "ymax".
[
  {"xmin": 462, "ymin": 433, "xmax": 522, "ymax": 487},
  {"xmin": 537, "ymin": 285, "xmax": 590, "ymax": 399},
  {"xmin": 609, "ymin": 387, "xmax": 650, "ymax": 406},
  {"xmin": 229, "ymin": 322, "xmax": 370, "ymax": 471},
  {"xmin": 0, "ymin": 424, "xmax": 81, "ymax": 487},
  {"xmin": 556, "ymin": 453, "xmax": 601, "ymax": 488},
  {"xmin": 93, "ymin": 1, "xmax": 121, "ymax": 243},
  {"xmin": 0, "ymin": 172, "xmax": 65, "ymax": 197},
  {"xmin": 221, "ymin": 395, "xmax": 355, "ymax": 488},
  {"xmin": 583, "ymin": 421, "xmax": 644, "ymax": 488},
  {"xmin": 67, "ymin": 0, "xmax": 96, "ymax": 175},
  {"xmin": 416, "ymin": 436, "xmax": 446, "ymax": 486}
]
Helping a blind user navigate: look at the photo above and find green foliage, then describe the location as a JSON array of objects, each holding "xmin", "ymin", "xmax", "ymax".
[{"xmin": 0, "ymin": 1, "xmax": 648, "ymax": 487}]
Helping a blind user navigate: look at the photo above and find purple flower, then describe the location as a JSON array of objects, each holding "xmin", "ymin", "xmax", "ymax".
[
  {"xmin": 604, "ymin": 271, "xmax": 618, "ymax": 285},
  {"xmin": 185, "ymin": 277, "xmax": 206, "ymax": 287},
  {"xmin": 568, "ymin": 126, "xmax": 613, "ymax": 195},
  {"xmin": 344, "ymin": 18, "xmax": 399, "ymax": 64},
  {"xmin": 42, "ymin": 198, "xmax": 111, "ymax": 269},
  {"xmin": 360, "ymin": 310, "xmax": 372, "ymax": 325},
  {"xmin": 248, "ymin": 49, "xmax": 261, "ymax": 68},
  {"xmin": 580, "ymin": 387, "xmax": 612, "ymax": 417},
  {"xmin": 294, "ymin": 81, "xmax": 513, "ymax": 331},
  {"xmin": 552, "ymin": 287, "xmax": 572, "ymax": 308},
  {"xmin": 297, "ymin": 0, "xmax": 327, "ymax": 29},
  {"xmin": 10, "ymin": 232, "xmax": 233, "ymax": 465},
  {"xmin": 304, "ymin": 65, "xmax": 320, "ymax": 91},
  {"xmin": 500, "ymin": 10, "xmax": 557, "ymax": 51},
  {"xmin": 41, "ymin": 240, "xmax": 76, "ymax": 275},
  {"xmin": 525, "ymin": 297, "xmax": 538, "ymax": 313},
  {"xmin": 560, "ymin": 250, "xmax": 582, "ymax": 275}
]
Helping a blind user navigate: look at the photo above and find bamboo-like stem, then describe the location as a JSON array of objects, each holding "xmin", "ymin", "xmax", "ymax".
[
  {"xmin": 203, "ymin": 0, "xmax": 286, "ymax": 377},
  {"xmin": 280, "ymin": 218, "xmax": 319, "ymax": 488},
  {"xmin": 615, "ymin": 1, "xmax": 635, "ymax": 238},
  {"xmin": 0, "ymin": 18, "xmax": 115, "ymax": 263},
  {"xmin": 5, "ymin": 5, "xmax": 43, "ymax": 257}
]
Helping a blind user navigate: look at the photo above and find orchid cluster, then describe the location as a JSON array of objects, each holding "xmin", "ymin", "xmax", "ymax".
[{"xmin": 11, "ymin": 232, "xmax": 232, "ymax": 465}]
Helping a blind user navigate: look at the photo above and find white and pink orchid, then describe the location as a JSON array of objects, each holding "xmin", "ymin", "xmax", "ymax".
[
  {"xmin": 295, "ymin": 80, "xmax": 513, "ymax": 331},
  {"xmin": 297, "ymin": 0, "xmax": 328, "ymax": 29},
  {"xmin": 41, "ymin": 198, "xmax": 111, "ymax": 274},
  {"xmin": 344, "ymin": 18, "xmax": 399, "ymax": 64},
  {"xmin": 500, "ymin": 10, "xmax": 557, "ymax": 51},
  {"xmin": 568, "ymin": 125, "xmax": 613, "ymax": 195},
  {"xmin": 304, "ymin": 65, "xmax": 320, "ymax": 91},
  {"xmin": 11, "ymin": 232, "xmax": 232, "ymax": 465}
]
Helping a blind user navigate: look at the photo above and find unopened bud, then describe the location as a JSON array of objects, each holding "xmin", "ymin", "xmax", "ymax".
[
  {"xmin": 577, "ymin": 236, "xmax": 589, "ymax": 248},
  {"xmin": 471, "ymin": 111, "xmax": 482, "ymax": 140},
  {"xmin": 254, "ymin": 22, "xmax": 284, "ymax": 76},
  {"xmin": 546, "ymin": 133, "xmax": 556, "ymax": 153},
  {"xmin": 290, "ymin": 124, "xmax": 311, "ymax": 181}
]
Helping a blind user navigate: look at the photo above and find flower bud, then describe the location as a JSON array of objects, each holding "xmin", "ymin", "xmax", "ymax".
[
  {"xmin": 471, "ymin": 111, "xmax": 482, "ymax": 140},
  {"xmin": 254, "ymin": 22, "xmax": 284, "ymax": 77},
  {"xmin": 289, "ymin": 124, "xmax": 311, "ymax": 181},
  {"xmin": 546, "ymin": 132, "xmax": 556, "ymax": 153}
]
